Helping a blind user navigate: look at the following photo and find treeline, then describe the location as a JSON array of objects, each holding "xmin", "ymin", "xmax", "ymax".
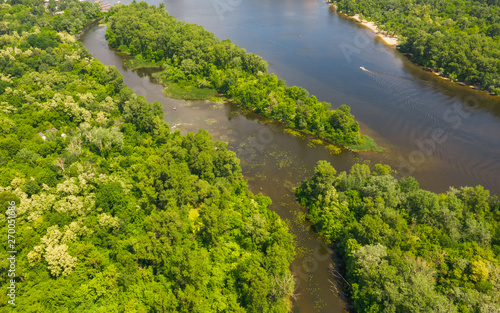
[
  {"xmin": 1, "ymin": 0, "xmax": 101, "ymax": 36},
  {"xmin": 105, "ymin": 2, "xmax": 368, "ymax": 147},
  {"xmin": 0, "ymin": 1, "xmax": 295, "ymax": 312},
  {"xmin": 335, "ymin": 0, "xmax": 500, "ymax": 95},
  {"xmin": 296, "ymin": 161, "xmax": 500, "ymax": 312}
]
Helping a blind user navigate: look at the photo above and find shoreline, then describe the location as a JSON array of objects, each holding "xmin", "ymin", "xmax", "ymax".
[
  {"xmin": 330, "ymin": 4, "xmax": 398, "ymax": 47},
  {"xmin": 119, "ymin": 53, "xmax": 382, "ymax": 152},
  {"xmin": 350, "ymin": 14, "xmax": 398, "ymax": 46},
  {"xmin": 406, "ymin": 56, "xmax": 498, "ymax": 95},
  {"xmin": 330, "ymin": 3, "xmax": 498, "ymax": 96}
]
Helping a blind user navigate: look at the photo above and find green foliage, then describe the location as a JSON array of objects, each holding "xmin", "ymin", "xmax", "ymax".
[
  {"xmin": 0, "ymin": 2, "xmax": 295, "ymax": 312},
  {"xmin": 121, "ymin": 95, "xmax": 163, "ymax": 133},
  {"xmin": 95, "ymin": 182, "xmax": 126, "ymax": 213},
  {"xmin": 296, "ymin": 161, "xmax": 500, "ymax": 312},
  {"xmin": 26, "ymin": 30, "xmax": 61, "ymax": 50},
  {"xmin": 335, "ymin": 0, "xmax": 500, "ymax": 94},
  {"xmin": 105, "ymin": 2, "xmax": 372, "ymax": 147}
]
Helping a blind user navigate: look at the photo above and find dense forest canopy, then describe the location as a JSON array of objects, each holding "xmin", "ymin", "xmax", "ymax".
[
  {"xmin": 0, "ymin": 1, "xmax": 295, "ymax": 311},
  {"xmin": 334, "ymin": 0, "xmax": 500, "ymax": 95},
  {"xmin": 296, "ymin": 161, "xmax": 500, "ymax": 312},
  {"xmin": 105, "ymin": 2, "xmax": 370, "ymax": 148}
]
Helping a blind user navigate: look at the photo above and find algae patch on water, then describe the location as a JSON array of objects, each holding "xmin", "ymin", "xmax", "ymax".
[
  {"xmin": 283, "ymin": 128, "xmax": 306, "ymax": 139},
  {"xmin": 209, "ymin": 96, "xmax": 227, "ymax": 104},
  {"xmin": 204, "ymin": 118, "xmax": 217, "ymax": 126}
]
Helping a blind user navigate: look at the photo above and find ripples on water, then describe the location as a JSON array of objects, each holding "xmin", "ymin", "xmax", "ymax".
[{"xmin": 361, "ymin": 67, "xmax": 500, "ymax": 193}]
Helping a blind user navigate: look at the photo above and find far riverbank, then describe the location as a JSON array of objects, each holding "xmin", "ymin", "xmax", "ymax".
[
  {"xmin": 328, "ymin": 3, "xmax": 398, "ymax": 46},
  {"xmin": 329, "ymin": 2, "xmax": 499, "ymax": 96}
]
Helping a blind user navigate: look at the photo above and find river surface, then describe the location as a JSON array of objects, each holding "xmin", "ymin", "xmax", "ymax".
[{"xmin": 82, "ymin": 0, "xmax": 500, "ymax": 311}]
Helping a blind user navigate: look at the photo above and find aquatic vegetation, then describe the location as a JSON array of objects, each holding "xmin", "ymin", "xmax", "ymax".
[
  {"xmin": 326, "ymin": 144, "xmax": 342, "ymax": 155},
  {"xmin": 204, "ymin": 117, "xmax": 217, "ymax": 126},
  {"xmin": 308, "ymin": 138, "xmax": 324, "ymax": 147},
  {"xmin": 209, "ymin": 96, "xmax": 227, "ymax": 104},
  {"xmin": 283, "ymin": 128, "xmax": 306, "ymax": 139}
]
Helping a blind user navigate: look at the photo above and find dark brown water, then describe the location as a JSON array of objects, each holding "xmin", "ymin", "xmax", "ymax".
[{"xmin": 81, "ymin": 0, "xmax": 500, "ymax": 311}]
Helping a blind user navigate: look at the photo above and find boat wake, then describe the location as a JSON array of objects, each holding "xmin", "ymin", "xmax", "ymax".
[
  {"xmin": 360, "ymin": 68, "xmax": 500, "ymax": 192},
  {"xmin": 360, "ymin": 68, "xmax": 460, "ymax": 141}
]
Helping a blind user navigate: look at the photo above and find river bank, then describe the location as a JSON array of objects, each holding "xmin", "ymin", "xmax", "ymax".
[
  {"xmin": 409, "ymin": 59, "xmax": 498, "ymax": 95},
  {"xmin": 329, "ymin": 3, "xmax": 499, "ymax": 96},
  {"xmin": 329, "ymin": 3, "xmax": 398, "ymax": 46}
]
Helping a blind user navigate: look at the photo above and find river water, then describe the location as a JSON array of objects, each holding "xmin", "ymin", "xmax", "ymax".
[{"xmin": 81, "ymin": 0, "xmax": 500, "ymax": 312}]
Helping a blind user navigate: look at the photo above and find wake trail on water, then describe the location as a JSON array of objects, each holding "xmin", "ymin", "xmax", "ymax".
[
  {"xmin": 361, "ymin": 67, "xmax": 467, "ymax": 144},
  {"xmin": 453, "ymin": 155, "xmax": 500, "ymax": 192}
]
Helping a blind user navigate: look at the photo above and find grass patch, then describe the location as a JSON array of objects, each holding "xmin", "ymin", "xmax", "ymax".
[
  {"xmin": 162, "ymin": 83, "xmax": 217, "ymax": 100},
  {"xmin": 126, "ymin": 57, "xmax": 163, "ymax": 70},
  {"xmin": 347, "ymin": 135, "xmax": 384, "ymax": 152},
  {"xmin": 151, "ymin": 71, "xmax": 217, "ymax": 100}
]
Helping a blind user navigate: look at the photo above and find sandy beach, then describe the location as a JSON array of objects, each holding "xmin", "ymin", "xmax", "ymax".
[{"xmin": 347, "ymin": 13, "xmax": 398, "ymax": 46}]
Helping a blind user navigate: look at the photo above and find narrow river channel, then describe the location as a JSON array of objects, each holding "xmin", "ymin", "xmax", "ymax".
[
  {"xmin": 81, "ymin": 0, "xmax": 500, "ymax": 311},
  {"xmin": 82, "ymin": 25, "xmax": 351, "ymax": 313}
]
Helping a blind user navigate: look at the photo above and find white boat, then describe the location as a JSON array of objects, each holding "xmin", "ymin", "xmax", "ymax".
[{"xmin": 360, "ymin": 66, "xmax": 367, "ymax": 71}]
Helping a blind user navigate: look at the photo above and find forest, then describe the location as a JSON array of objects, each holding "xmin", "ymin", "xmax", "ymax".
[
  {"xmin": 334, "ymin": 0, "xmax": 500, "ymax": 95},
  {"xmin": 0, "ymin": 1, "xmax": 295, "ymax": 311},
  {"xmin": 296, "ymin": 161, "xmax": 500, "ymax": 312},
  {"xmin": 104, "ymin": 2, "xmax": 372, "ymax": 149}
]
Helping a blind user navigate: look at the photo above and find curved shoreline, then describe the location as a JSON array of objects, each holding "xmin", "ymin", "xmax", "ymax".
[
  {"xmin": 348, "ymin": 14, "xmax": 398, "ymax": 46},
  {"xmin": 330, "ymin": 3, "xmax": 498, "ymax": 96},
  {"xmin": 100, "ymin": 33, "xmax": 381, "ymax": 153},
  {"xmin": 330, "ymin": 3, "xmax": 398, "ymax": 46}
]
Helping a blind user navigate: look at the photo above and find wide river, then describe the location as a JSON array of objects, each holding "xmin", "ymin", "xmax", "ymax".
[{"xmin": 82, "ymin": 0, "xmax": 500, "ymax": 311}]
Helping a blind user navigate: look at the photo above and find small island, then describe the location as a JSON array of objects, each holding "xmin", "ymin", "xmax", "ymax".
[{"xmin": 105, "ymin": 2, "xmax": 380, "ymax": 152}]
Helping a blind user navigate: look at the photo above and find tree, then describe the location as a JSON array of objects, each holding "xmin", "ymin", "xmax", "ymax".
[
  {"xmin": 297, "ymin": 161, "xmax": 500, "ymax": 312},
  {"xmin": 48, "ymin": 0, "xmax": 57, "ymax": 14},
  {"xmin": 95, "ymin": 182, "xmax": 126, "ymax": 214},
  {"xmin": 122, "ymin": 96, "xmax": 163, "ymax": 133}
]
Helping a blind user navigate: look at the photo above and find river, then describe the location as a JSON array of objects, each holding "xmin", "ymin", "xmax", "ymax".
[{"xmin": 81, "ymin": 0, "xmax": 500, "ymax": 312}]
